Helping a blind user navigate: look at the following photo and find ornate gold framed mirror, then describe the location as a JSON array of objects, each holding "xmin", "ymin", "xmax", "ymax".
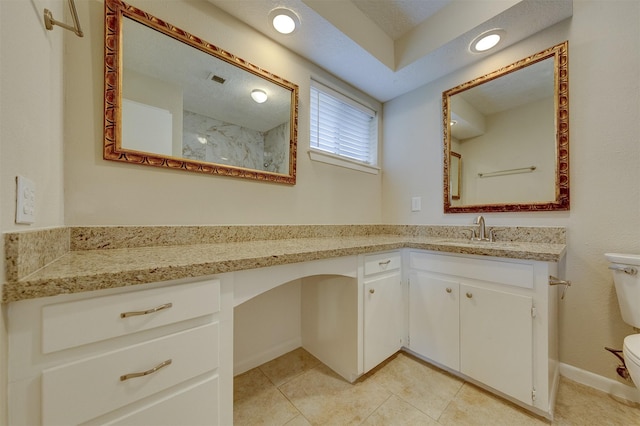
[
  {"xmin": 104, "ymin": 0, "xmax": 299, "ymax": 184},
  {"xmin": 443, "ymin": 41, "xmax": 569, "ymax": 212}
]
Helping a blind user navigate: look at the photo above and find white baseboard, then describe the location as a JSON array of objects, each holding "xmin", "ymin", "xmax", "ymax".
[
  {"xmin": 234, "ymin": 337, "xmax": 302, "ymax": 376},
  {"xmin": 559, "ymin": 362, "xmax": 640, "ymax": 403}
]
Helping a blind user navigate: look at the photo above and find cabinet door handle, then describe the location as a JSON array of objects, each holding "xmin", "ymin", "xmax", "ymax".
[
  {"xmin": 378, "ymin": 260, "xmax": 391, "ymax": 266},
  {"xmin": 466, "ymin": 292, "xmax": 473, "ymax": 298},
  {"xmin": 446, "ymin": 287, "xmax": 452, "ymax": 293},
  {"xmin": 120, "ymin": 359, "xmax": 172, "ymax": 381},
  {"xmin": 369, "ymin": 288, "xmax": 375, "ymax": 294},
  {"xmin": 120, "ymin": 302, "xmax": 173, "ymax": 318}
]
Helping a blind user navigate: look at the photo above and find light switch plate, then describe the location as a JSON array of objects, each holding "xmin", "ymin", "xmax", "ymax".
[
  {"xmin": 411, "ymin": 196, "xmax": 422, "ymax": 212},
  {"xmin": 16, "ymin": 176, "xmax": 35, "ymax": 224}
]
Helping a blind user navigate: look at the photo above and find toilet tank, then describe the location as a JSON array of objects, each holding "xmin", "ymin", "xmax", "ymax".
[{"xmin": 605, "ymin": 253, "xmax": 640, "ymax": 328}]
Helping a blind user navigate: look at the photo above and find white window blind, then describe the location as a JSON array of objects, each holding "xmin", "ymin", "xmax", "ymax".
[{"xmin": 310, "ymin": 80, "xmax": 377, "ymax": 166}]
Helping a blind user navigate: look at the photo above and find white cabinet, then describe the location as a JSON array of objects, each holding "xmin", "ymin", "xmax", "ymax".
[
  {"xmin": 8, "ymin": 278, "xmax": 224, "ymax": 426},
  {"xmin": 301, "ymin": 274, "xmax": 360, "ymax": 382},
  {"xmin": 459, "ymin": 283, "xmax": 533, "ymax": 405},
  {"xmin": 301, "ymin": 251, "xmax": 402, "ymax": 381},
  {"xmin": 408, "ymin": 271, "xmax": 459, "ymax": 370},
  {"xmin": 408, "ymin": 272, "xmax": 533, "ymax": 402},
  {"xmin": 363, "ymin": 251, "xmax": 403, "ymax": 372},
  {"xmin": 408, "ymin": 250, "xmax": 559, "ymax": 419},
  {"xmin": 6, "ymin": 247, "xmax": 561, "ymax": 422}
]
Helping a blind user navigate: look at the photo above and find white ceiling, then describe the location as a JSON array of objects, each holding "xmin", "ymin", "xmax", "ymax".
[
  {"xmin": 450, "ymin": 56, "xmax": 555, "ymax": 140},
  {"xmin": 124, "ymin": 17, "xmax": 292, "ymax": 131},
  {"xmin": 351, "ymin": 0, "xmax": 451, "ymax": 40},
  {"xmin": 207, "ymin": 0, "xmax": 573, "ymax": 102}
]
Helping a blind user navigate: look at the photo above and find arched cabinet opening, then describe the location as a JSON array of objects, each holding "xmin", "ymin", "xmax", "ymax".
[{"xmin": 233, "ymin": 273, "xmax": 359, "ymax": 381}]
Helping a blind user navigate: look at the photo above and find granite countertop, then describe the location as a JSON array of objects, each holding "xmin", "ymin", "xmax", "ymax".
[{"xmin": 2, "ymin": 234, "xmax": 566, "ymax": 303}]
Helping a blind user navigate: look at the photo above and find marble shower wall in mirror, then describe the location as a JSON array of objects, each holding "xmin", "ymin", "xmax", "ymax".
[{"xmin": 182, "ymin": 112, "xmax": 289, "ymax": 174}]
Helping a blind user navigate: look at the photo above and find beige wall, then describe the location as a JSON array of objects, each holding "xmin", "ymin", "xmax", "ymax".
[
  {"xmin": 457, "ymin": 97, "xmax": 556, "ymax": 205},
  {"xmin": 382, "ymin": 1, "xmax": 640, "ymax": 381},
  {"xmin": 0, "ymin": 0, "xmax": 65, "ymax": 231},
  {"xmin": 0, "ymin": 0, "xmax": 68, "ymax": 424},
  {"xmin": 123, "ymin": 68, "xmax": 183, "ymax": 156},
  {"xmin": 234, "ymin": 280, "xmax": 302, "ymax": 375},
  {"xmin": 64, "ymin": 0, "xmax": 383, "ymax": 226}
]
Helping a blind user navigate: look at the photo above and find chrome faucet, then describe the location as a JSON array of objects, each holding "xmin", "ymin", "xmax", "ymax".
[{"xmin": 472, "ymin": 215, "xmax": 489, "ymax": 241}]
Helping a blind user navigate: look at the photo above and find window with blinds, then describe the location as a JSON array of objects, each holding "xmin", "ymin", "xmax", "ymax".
[{"xmin": 310, "ymin": 80, "xmax": 378, "ymax": 168}]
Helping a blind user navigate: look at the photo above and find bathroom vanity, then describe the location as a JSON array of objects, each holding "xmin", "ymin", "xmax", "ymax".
[
  {"xmin": 3, "ymin": 226, "xmax": 566, "ymax": 424},
  {"xmin": 407, "ymin": 250, "xmax": 559, "ymax": 416},
  {"xmin": 7, "ymin": 278, "xmax": 227, "ymax": 425}
]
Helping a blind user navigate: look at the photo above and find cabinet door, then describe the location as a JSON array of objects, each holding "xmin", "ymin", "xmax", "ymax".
[
  {"xmin": 408, "ymin": 271, "xmax": 459, "ymax": 370},
  {"xmin": 364, "ymin": 272, "xmax": 403, "ymax": 372},
  {"xmin": 460, "ymin": 284, "xmax": 533, "ymax": 405}
]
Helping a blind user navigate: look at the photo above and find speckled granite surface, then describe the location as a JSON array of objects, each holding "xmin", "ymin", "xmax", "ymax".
[
  {"xmin": 4, "ymin": 227, "xmax": 70, "ymax": 282},
  {"xmin": 3, "ymin": 225, "xmax": 566, "ymax": 303},
  {"xmin": 70, "ymin": 225, "xmax": 387, "ymax": 250},
  {"xmin": 69, "ymin": 225, "xmax": 565, "ymax": 250}
]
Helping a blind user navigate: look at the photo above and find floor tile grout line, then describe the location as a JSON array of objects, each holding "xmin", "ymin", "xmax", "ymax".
[
  {"xmin": 363, "ymin": 353, "xmax": 453, "ymax": 425},
  {"xmin": 356, "ymin": 393, "xmax": 394, "ymax": 425},
  {"xmin": 436, "ymin": 379, "xmax": 467, "ymax": 423},
  {"xmin": 259, "ymin": 353, "xmax": 323, "ymax": 388},
  {"xmin": 275, "ymin": 364, "xmax": 325, "ymax": 425},
  {"xmin": 391, "ymin": 391, "xmax": 445, "ymax": 424},
  {"xmin": 276, "ymin": 385, "xmax": 305, "ymax": 426}
]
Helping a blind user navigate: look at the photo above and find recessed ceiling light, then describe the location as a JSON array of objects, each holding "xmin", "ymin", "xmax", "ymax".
[
  {"xmin": 269, "ymin": 8, "xmax": 300, "ymax": 34},
  {"xmin": 251, "ymin": 89, "xmax": 268, "ymax": 104},
  {"xmin": 470, "ymin": 29, "xmax": 505, "ymax": 53}
]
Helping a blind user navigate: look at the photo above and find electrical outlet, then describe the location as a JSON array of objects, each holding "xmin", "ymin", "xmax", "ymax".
[
  {"xmin": 411, "ymin": 196, "xmax": 422, "ymax": 212},
  {"xmin": 16, "ymin": 176, "xmax": 35, "ymax": 224}
]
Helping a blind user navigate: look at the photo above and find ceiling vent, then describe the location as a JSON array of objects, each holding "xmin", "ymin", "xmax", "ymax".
[{"xmin": 208, "ymin": 73, "xmax": 226, "ymax": 84}]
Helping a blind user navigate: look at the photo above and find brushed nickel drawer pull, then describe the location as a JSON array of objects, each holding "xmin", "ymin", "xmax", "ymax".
[
  {"xmin": 120, "ymin": 359, "xmax": 172, "ymax": 381},
  {"xmin": 446, "ymin": 287, "xmax": 452, "ymax": 293},
  {"xmin": 369, "ymin": 288, "xmax": 375, "ymax": 294},
  {"xmin": 378, "ymin": 260, "xmax": 392, "ymax": 266},
  {"xmin": 120, "ymin": 302, "xmax": 173, "ymax": 318}
]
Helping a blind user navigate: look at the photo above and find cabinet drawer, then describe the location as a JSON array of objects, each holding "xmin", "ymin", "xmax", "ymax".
[
  {"xmin": 100, "ymin": 375, "xmax": 219, "ymax": 426},
  {"xmin": 42, "ymin": 279, "xmax": 219, "ymax": 353},
  {"xmin": 409, "ymin": 251, "xmax": 534, "ymax": 289},
  {"xmin": 42, "ymin": 322, "xmax": 219, "ymax": 426},
  {"xmin": 364, "ymin": 252, "xmax": 401, "ymax": 276}
]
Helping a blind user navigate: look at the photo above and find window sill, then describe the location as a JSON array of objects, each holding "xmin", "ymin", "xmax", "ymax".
[{"xmin": 308, "ymin": 149, "xmax": 379, "ymax": 175}]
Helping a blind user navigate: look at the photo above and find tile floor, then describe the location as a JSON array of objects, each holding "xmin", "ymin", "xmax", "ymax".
[{"xmin": 234, "ymin": 348, "xmax": 640, "ymax": 425}]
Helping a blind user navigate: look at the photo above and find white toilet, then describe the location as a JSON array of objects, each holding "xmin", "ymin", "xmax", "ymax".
[{"xmin": 605, "ymin": 253, "xmax": 640, "ymax": 386}]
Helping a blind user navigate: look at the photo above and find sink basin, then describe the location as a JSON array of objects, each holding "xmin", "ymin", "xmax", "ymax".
[
  {"xmin": 434, "ymin": 239, "xmax": 520, "ymax": 249},
  {"xmin": 435, "ymin": 238, "xmax": 488, "ymax": 245}
]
